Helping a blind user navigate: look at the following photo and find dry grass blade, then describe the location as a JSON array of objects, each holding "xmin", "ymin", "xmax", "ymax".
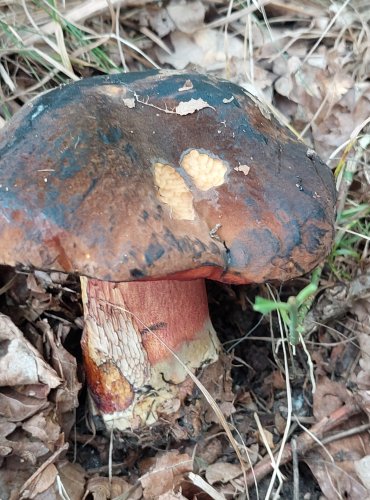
[
  {"xmin": 22, "ymin": 0, "xmax": 141, "ymax": 46},
  {"xmin": 206, "ymin": 0, "xmax": 271, "ymax": 28}
]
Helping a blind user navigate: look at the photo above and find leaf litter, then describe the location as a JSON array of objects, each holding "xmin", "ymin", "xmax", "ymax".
[{"xmin": 1, "ymin": 0, "xmax": 370, "ymax": 498}]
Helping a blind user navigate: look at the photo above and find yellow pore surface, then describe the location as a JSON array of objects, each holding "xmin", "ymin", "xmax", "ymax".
[
  {"xmin": 153, "ymin": 163, "xmax": 195, "ymax": 220},
  {"xmin": 181, "ymin": 149, "xmax": 227, "ymax": 191},
  {"xmin": 153, "ymin": 150, "xmax": 227, "ymax": 220}
]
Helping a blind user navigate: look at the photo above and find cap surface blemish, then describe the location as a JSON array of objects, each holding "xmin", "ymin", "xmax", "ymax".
[
  {"xmin": 181, "ymin": 149, "xmax": 227, "ymax": 191},
  {"xmin": 153, "ymin": 162, "xmax": 195, "ymax": 220}
]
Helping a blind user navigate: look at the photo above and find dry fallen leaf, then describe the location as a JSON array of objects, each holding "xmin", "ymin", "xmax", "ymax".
[
  {"xmin": 175, "ymin": 97, "xmax": 214, "ymax": 115},
  {"xmin": 156, "ymin": 28, "xmax": 244, "ymax": 71},
  {"xmin": 0, "ymin": 436, "xmax": 49, "ymax": 465},
  {"xmin": 234, "ymin": 165, "xmax": 250, "ymax": 175},
  {"xmin": 140, "ymin": 451, "xmax": 193, "ymax": 499},
  {"xmin": 166, "ymin": 0, "xmax": 205, "ymax": 34},
  {"xmin": 354, "ymin": 455, "xmax": 370, "ymax": 491},
  {"xmin": 178, "ymin": 79, "xmax": 193, "ymax": 92},
  {"xmin": 0, "ymin": 314, "xmax": 61, "ymax": 388},
  {"xmin": 0, "ymin": 467, "xmax": 32, "ymax": 500},
  {"xmin": 140, "ymin": 6, "xmax": 175, "ymax": 38},
  {"xmin": 0, "ymin": 389, "xmax": 49, "ymax": 422},
  {"xmin": 57, "ymin": 461, "xmax": 86, "ymax": 500},
  {"xmin": 205, "ymin": 462, "xmax": 243, "ymax": 485},
  {"xmin": 352, "ymin": 300, "xmax": 370, "ymax": 388},
  {"xmin": 85, "ymin": 476, "xmax": 133, "ymax": 499},
  {"xmin": 304, "ymin": 377, "xmax": 370, "ymax": 499},
  {"xmin": 158, "ymin": 492, "xmax": 188, "ymax": 500},
  {"xmin": 38, "ymin": 320, "xmax": 81, "ymax": 436},
  {"xmin": 123, "ymin": 97, "xmax": 136, "ymax": 108},
  {"xmin": 22, "ymin": 411, "xmax": 61, "ymax": 450},
  {"xmin": 0, "ymin": 418, "xmax": 16, "ymax": 438},
  {"xmin": 19, "ymin": 463, "xmax": 58, "ymax": 500},
  {"xmin": 305, "ymin": 448, "xmax": 369, "ymax": 500}
]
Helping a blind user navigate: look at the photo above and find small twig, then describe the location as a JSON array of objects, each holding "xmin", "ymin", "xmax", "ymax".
[
  {"xmin": 321, "ymin": 422, "xmax": 370, "ymax": 446},
  {"xmin": 246, "ymin": 403, "xmax": 361, "ymax": 486}
]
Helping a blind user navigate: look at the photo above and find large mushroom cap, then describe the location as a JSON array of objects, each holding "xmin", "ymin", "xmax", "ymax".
[{"xmin": 0, "ymin": 70, "xmax": 336, "ymax": 284}]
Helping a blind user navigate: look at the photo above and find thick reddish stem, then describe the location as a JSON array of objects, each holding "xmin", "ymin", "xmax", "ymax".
[{"xmin": 80, "ymin": 278, "xmax": 219, "ymax": 429}]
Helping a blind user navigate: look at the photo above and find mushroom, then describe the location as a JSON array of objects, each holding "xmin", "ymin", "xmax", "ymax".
[{"xmin": 0, "ymin": 70, "xmax": 336, "ymax": 429}]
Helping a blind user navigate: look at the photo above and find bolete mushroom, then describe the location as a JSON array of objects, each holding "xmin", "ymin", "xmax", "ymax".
[{"xmin": 0, "ymin": 70, "xmax": 336, "ymax": 429}]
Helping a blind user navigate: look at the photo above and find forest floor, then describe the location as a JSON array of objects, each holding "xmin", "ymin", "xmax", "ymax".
[{"xmin": 0, "ymin": 1, "xmax": 370, "ymax": 499}]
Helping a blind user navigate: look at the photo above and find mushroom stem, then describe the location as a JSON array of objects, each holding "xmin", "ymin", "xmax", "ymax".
[{"xmin": 80, "ymin": 277, "xmax": 220, "ymax": 429}]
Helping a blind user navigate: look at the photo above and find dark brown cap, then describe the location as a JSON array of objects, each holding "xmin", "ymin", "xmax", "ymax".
[{"xmin": 0, "ymin": 70, "xmax": 336, "ymax": 284}]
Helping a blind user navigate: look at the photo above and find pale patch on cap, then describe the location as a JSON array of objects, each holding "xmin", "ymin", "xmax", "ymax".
[
  {"xmin": 153, "ymin": 162, "xmax": 195, "ymax": 220},
  {"xmin": 181, "ymin": 149, "xmax": 227, "ymax": 191}
]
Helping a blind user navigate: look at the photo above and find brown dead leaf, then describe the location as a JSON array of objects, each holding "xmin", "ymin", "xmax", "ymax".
[
  {"xmin": 354, "ymin": 455, "xmax": 370, "ymax": 491},
  {"xmin": 38, "ymin": 320, "xmax": 81, "ymax": 436},
  {"xmin": 271, "ymin": 370, "xmax": 286, "ymax": 390},
  {"xmin": 22, "ymin": 411, "xmax": 61, "ymax": 450},
  {"xmin": 26, "ymin": 273, "xmax": 48, "ymax": 294},
  {"xmin": 352, "ymin": 300, "xmax": 370, "ymax": 386},
  {"xmin": 156, "ymin": 28, "xmax": 244, "ymax": 71},
  {"xmin": 175, "ymin": 97, "xmax": 214, "ymax": 115},
  {"xmin": 166, "ymin": 0, "xmax": 205, "ymax": 34},
  {"xmin": 201, "ymin": 354, "xmax": 235, "ymax": 424},
  {"xmin": 0, "ymin": 436, "xmax": 49, "ymax": 464},
  {"xmin": 178, "ymin": 79, "xmax": 193, "ymax": 92},
  {"xmin": 16, "ymin": 383, "xmax": 52, "ymax": 400},
  {"xmin": 140, "ymin": 6, "xmax": 175, "ymax": 38},
  {"xmin": 194, "ymin": 438, "xmax": 223, "ymax": 467},
  {"xmin": 158, "ymin": 491, "xmax": 188, "ymax": 500},
  {"xmin": 0, "ymin": 314, "xmax": 61, "ymax": 388},
  {"xmin": 86, "ymin": 476, "xmax": 132, "ymax": 499},
  {"xmin": 273, "ymin": 56, "xmax": 301, "ymax": 99},
  {"xmin": 156, "ymin": 31, "xmax": 200, "ymax": 70},
  {"xmin": 313, "ymin": 377, "xmax": 352, "ymax": 420},
  {"xmin": 19, "ymin": 463, "xmax": 57, "ymax": 500},
  {"xmin": 322, "ymin": 71, "xmax": 354, "ymax": 104},
  {"xmin": 57, "ymin": 461, "xmax": 86, "ymax": 500},
  {"xmin": 123, "ymin": 97, "xmax": 136, "ymax": 108},
  {"xmin": 23, "ymin": 273, "xmax": 57, "ymax": 322},
  {"xmin": 205, "ymin": 461, "xmax": 243, "ymax": 485},
  {"xmin": 0, "ymin": 467, "xmax": 32, "ymax": 500},
  {"xmin": 0, "ymin": 418, "xmax": 16, "ymax": 438},
  {"xmin": 274, "ymin": 410, "xmax": 287, "ymax": 436},
  {"xmin": 305, "ymin": 442, "xmax": 370, "ymax": 500},
  {"xmin": 304, "ymin": 377, "xmax": 370, "ymax": 499},
  {"xmin": 0, "ymin": 388, "xmax": 49, "ymax": 422},
  {"xmin": 140, "ymin": 451, "xmax": 193, "ymax": 499},
  {"xmin": 350, "ymin": 299, "xmax": 370, "ymax": 421},
  {"xmin": 234, "ymin": 165, "xmax": 250, "ymax": 175}
]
